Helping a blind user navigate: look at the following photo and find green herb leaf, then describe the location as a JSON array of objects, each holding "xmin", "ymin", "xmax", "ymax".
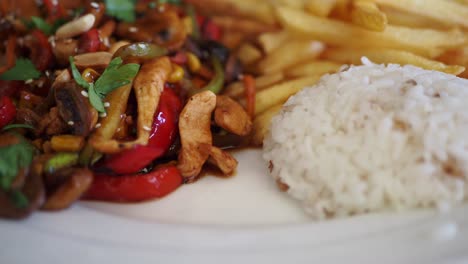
[
  {"xmin": 9, "ymin": 190, "xmax": 28, "ymax": 208},
  {"xmin": 105, "ymin": 0, "xmax": 136, "ymax": 22},
  {"xmin": 0, "ymin": 134, "xmax": 35, "ymax": 190},
  {"xmin": 30, "ymin": 16, "xmax": 53, "ymax": 35},
  {"xmin": 69, "ymin": 56, "xmax": 139, "ymax": 113},
  {"xmin": 29, "ymin": 16, "xmax": 65, "ymax": 35},
  {"xmin": 73, "ymin": 7, "xmax": 85, "ymax": 17},
  {"xmin": 0, "ymin": 58, "xmax": 40, "ymax": 81},
  {"xmin": 158, "ymin": 0, "xmax": 182, "ymax": 5},
  {"xmin": 94, "ymin": 57, "xmax": 139, "ymax": 95},
  {"xmin": 2, "ymin": 124, "xmax": 35, "ymax": 131},
  {"xmin": 88, "ymin": 84, "xmax": 106, "ymax": 113},
  {"xmin": 69, "ymin": 56, "xmax": 90, "ymax": 89}
]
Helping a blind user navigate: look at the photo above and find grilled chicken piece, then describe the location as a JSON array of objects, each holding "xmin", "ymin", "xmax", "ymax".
[
  {"xmin": 91, "ymin": 57, "xmax": 171, "ymax": 153},
  {"xmin": 214, "ymin": 95, "xmax": 252, "ymax": 136},
  {"xmin": 207, "ymin": 146, "xmax": 238, "ymax": 175},
  {"xmin": 177, "ymin": 90, "xmax": 217, "ymax": 180}
]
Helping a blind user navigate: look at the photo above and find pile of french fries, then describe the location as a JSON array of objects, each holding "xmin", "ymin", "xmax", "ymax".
[{"xmin": 193, "ymin": 0, "xmax": 468, "ymax": 146}]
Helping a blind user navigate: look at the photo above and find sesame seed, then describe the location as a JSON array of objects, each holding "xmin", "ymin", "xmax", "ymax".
[
  {"xmin": 104, "ymin": 102, "xmax": 110, "ymax": 107},
  {"xmin": 95, "ymin": 123, "xmax": 101, "ymax": 128},
  {"xmin": 143, "ymin": 125, "xmax": 151, "ymax": 131},
  {"xmin": 99, "ymin": 112, "xmax": 107, "ymax": 118},
  {"xmin": 90, "ymin": 2, "xmax": 99, "ymax": 8},
  {"xmin": 25, "ymin": 79, "xmax": 33, "ymax": 84},
  {"xmin": 129, "ymin": 27, "xmax": 138, "ymax": 33},
  {"xmin": 67, "ymin": 121, "xmax": 74, "ymax": 126},
  {"xmin": 81, "ymin": 91, "xmax": 89, "ymax": 97}
]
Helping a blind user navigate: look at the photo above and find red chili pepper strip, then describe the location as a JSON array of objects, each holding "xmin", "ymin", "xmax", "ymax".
[
  {"xmin": 243, "ymin": 74, "xmax": 256, "ymax": 118},
  {"xmin": 84, "ymin": 166, "xmax": 183, "ymax": 202},
  {"xmin": 30, "ymin": 30, "xmax": 53, "ymax": 71},
  {"xmin": 0, "ymin": 96, "xmax": 16, "ymax": 129},
  {"xmin": 148, "ymin": 87, "xmax": 182, "ymax": 149},
  {"xmin": 103, "ymin": 88, "xmax": 182, "ymax": 174},
  {"xmin": 202, "ymin": 19, "xmax": 222, "ymax": 41},
  {"xmin": 0, "ymin": 81, "xmax": 24, "ymax": 98},
  {"xmin": 78, "ymin": 29, "xmax": 101, "ymax": 53},
  {"xmin": 43, "ymin": 0, "xmax": 67, "ymax": 22},
  {"xmin": 0, "ymin": 35, "xmax": 16, "ymax": 75},
  {"xmin": 170, "ymin": 51, "xmax": 187, "ymax": 65}
]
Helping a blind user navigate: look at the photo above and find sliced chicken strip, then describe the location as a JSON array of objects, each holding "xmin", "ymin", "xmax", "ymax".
[
  {"xmin": 214, "ymin": 95, "xmax": 252, "ymax": 136},
  {"xmin": 91, "ymin": 56, "xmax": 171, "ymax": 153},
  {"xmin": 207, "ymin": 146, "xmax": 238, "ymax": 176},
  {"xmin": 177, "ymin": 90, "xmax": 217, "ymax": 180}
]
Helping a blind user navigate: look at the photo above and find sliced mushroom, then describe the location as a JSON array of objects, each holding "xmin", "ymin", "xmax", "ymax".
[
  {"xmin": 177, "ymin": 90, "xmax": 217, "ymax": 180},
  {"xmin": 73, "ymin": 52, "xmax": 113, "ymax": 71},
  {"xmin": 54, "ymin": 81, "xmax": 94, "ymax": 136},
  {"xmin": 207, "ymin": 146, "xmax": 238, "ymax": 176},
  {"xmin": 42, "ymin": 168, "xmax": 93, "ymax": 211},
  {"xmin": 214, "ymin": 95, "xmax": 252, "ymax": 136},
  {"xmin": 91, "ymin": 57, "xmax": 171, "ymax": 153},
  {"xmin": 55, "ymin": 13, "xmax": 95, "ymax": 39}
]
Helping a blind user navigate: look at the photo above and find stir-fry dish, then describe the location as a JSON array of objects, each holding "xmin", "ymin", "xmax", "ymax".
[{"xmin": 0, "ymin": 0, "xmax": 255, "ymax": 218}]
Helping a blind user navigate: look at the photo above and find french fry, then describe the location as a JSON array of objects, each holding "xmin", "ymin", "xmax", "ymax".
[
  {"xmin": 305, "ymin": 0, "xmax": 338, "ymax": 17},
  {"xmin": 256, "ymin": 40, "xmax": 325, "ymax": 74},
  {"xmin": 224, "ymin": 72, "xmax": 285, "ymax": 98},
  {"xmin": 382, "ymin": 6, "xmax": 451, "ymax": 30},
  {"xmin": 330, "ymin": 0, "xmax": 352, "ymax": 21},
  {"xmin": 271, "ymin": 0, "xmax": 305, "ymax": 9},
  {"xmin": 437, "ymin": 47, "xmax": 468, "ymax": 78},
  {"xmin": 275, "ymin": 6, "xmax": 467, "ymax": 58},
  {"xmin": 374, "ymin": 0, "xmax": 468, "ymax": 28},
  {"xmin": 351, "ymin": 0, "xmax": 387, "ymax": 31},
  {"xmin": 258, "ymin": 31, "xmax": 290, "ymax": 53},
  {"xmin": 212, "ymin": 16, "xmax": 277, "ymax": 35},
  {"xmin": 285, "ymin": 61, "xmax": 342, "ymax": 78},
  {"xmin": 221, "ymin": 31, "xmax": 245, "ymax": 50},
  {"xmin": 237, "ymin": 43, "xmax": 263, "ymax": 66},
  {"xmin": 251, "ymin": 104, "xmax": 283, "ymax": 146},
  {"xmin": 250, "ymin": 75, "xmax": 321, "ymax": 115},
  {"xmin": 186, "ymin": 0, "xmax": 277, "ymax": 25},
  {"xmin": 323, "ymin": 48, "xmax": 466, "ymax": 75}
]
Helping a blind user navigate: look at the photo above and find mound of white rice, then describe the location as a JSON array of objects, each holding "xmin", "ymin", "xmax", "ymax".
[{"xmin": 263, "ymin": 59, "xmax": 468, "ymax": 220}]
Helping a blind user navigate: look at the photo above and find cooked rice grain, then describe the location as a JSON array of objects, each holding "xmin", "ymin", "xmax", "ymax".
[{"xmin": 263, "ymin": 60, "xmax": 468, "ymax": 220}]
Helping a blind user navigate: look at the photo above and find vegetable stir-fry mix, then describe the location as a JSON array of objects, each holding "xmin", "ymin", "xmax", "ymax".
[{"xmin": 0, "ymin": 0, "xmax": 253, "ymax": 218}]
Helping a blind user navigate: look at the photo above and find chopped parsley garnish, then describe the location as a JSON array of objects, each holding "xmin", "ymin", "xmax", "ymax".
[
  {"xmin": 0, "ymin": 134, "xmax": 35, "ymax": 190},
  {"xmin": 24, "ymin": 16, "xmax": 65, "ymax": 36},
  {"xmin": 0, "ymin": 58, "xmax": 41, "ymax": 81},
  {"xmin": 69, "ymin": 56, "xmax": 140, "ymax": 113},
  {"xmin": 105, "ymin": 0, "xmax": 136, "ymax": 23}
]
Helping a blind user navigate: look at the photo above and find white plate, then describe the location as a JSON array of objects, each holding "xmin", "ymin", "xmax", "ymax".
[{"xmin": 1, "ymin": 149, "xmax": 468, "ymax": 264}]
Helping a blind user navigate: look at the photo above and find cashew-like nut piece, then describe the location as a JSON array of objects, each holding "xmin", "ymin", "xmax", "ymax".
[{"xmin": 56, "ymin": 14, "xmax": 96, "ymax": 39}]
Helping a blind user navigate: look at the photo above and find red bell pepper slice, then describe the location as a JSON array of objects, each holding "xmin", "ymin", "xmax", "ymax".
[
  {"xmin": 43, "ymin": 0, "xmax": 67, "ymax": 22},
  {"xmin": 170, "ymin": 51, "xmax": 188, "ymax": 65},
  {"xmin": 202, "ymin": 19, "xmax": 222, "ymax": 41},
  {"xmin": 0, "ymin": 96, "xmax": 16, "ymax": 129},
  {"xmin": 102, "ymin": 87, "xmax": 182, "ymax": 174},
  {"xmin": 84, "ymin": 165, "xmax": 183, "ymax": 202},
  {"xmin": 195, "ymin": 14, "xmax": 222, "ymax": 41},
  {"xmin": 78, "ymin": 29, "xmax": 101, "ymax": 53},
  {"xmin": 30, "ymin": 30, "xmax": 53, "ymax": 71}
]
